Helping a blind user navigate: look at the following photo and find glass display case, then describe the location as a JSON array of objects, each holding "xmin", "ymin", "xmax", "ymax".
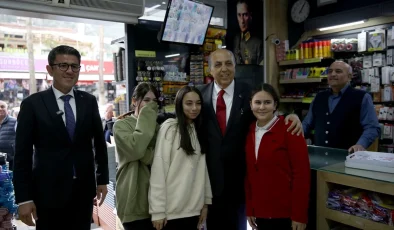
[
  {"xmin": 308, "ymin": 145, "xmax": 394, "ymax": 183},
  {"xmin": 307, "ymin": 145, "xmax": 394, "ymax": 230}
]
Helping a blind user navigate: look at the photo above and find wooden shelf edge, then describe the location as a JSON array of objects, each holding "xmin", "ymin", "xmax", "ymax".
[
  {"xmin": 374, "ymin": 101, "xmax": 394, "ymax": 105},
  {"xmin": 279, "ymin": 78, "xmax": 325, "ymax": 84},
  {"xmin": 281, "ymin": 98, "xmax": 314, "ymax": 103},
  {"xmin": 319, "ymin": 169, "xmax": 394, "ymax": 196},
  {"xmin": 324, "ymin": 208, "xmax": 394, "ymax": 230},
  {"xmin": 279, "ymin": 58, "xmax": 322, "ymax": 66},
  {"xmin": 379, "ymin": 120, "xmax": 394, "ymax": 124},
  {"xmin": 281, "ymin": 98, "xmax": 303, "ymax": 103}
]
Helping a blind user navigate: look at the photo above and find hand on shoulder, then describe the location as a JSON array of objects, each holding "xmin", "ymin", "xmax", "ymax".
[{"xmin": 284, "ymin": 114, "xmax": 303, "ymax": 136}]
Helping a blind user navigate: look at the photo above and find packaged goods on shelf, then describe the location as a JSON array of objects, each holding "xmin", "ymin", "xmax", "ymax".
[
  {"xmin": 346, "ymin": 38, "xmax": 358, "ymax": 52},
  {"xmin": 275, "ymin": 40, "xmax": 289, "ymax": 62},
  {"xmin": 368, "ymin": 30, "xmax": 386, "ymax": 52},
  {"xmin": 326, "ymin": 188, "xmax": 394, "ymax": 226},
  {"xmin": 280, "ymin": 67, "xmax": 328, "ymax": 80},
  {"xmin": 387, "ymin": 29, "xmax": 394, "ymax": 47},
  {"xmin": 276, "ymin": 39, "xmax": 333, "ymax": 62},
  {"xmin": 190, "ymin": 54, "xmax": 204, "ymax": 86},
  {"xmin": 331, "ymin": 39, "xmax": 346, "ymax": 52},
  {"xmin": 363, "ymin": 55, "xmax": 372, "ymax": 68},
  {"xmin": 331, "ymin": 38, "xmax": 358, "ymax": 52},
  {"xmin": 381, "ymin": 86, "xmax": 394, "ymax": 102},
  {"xmin": 381, "ymin": 66, "xmax": 394, "ymax": 84},
  {"xmin": 358, "ymin": 32, "xmax": 368, "ymax": 52},
  {"xmin": 373, "ymin": 53, "xmax": 386, "ymax": 67},
  {"xmin": 387, "ymin": 49, "xmax": 394, "ymax": 65}
]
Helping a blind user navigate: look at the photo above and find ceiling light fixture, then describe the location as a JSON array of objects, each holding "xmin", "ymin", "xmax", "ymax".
[
  {"xmin": 145, "ymin": 4, "xmax": 161, "ymax": 13},
  {"xmin": 165, "ymin": 53, "xmax": 180, "ymax": 58},
  {"xmin": 318, "ymin": 20, "xmax": 366, "ymax": 31},
  {"xmin": 162, "ymin": 2, "xmax": 166, "ymax": 4}
]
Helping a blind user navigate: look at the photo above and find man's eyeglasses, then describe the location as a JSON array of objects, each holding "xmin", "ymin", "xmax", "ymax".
[{"xmin": 51, "ymin": 63, "xmax": 81, "ymax": 73}]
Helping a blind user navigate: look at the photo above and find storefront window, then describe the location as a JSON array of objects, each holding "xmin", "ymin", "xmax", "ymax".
[{"xmin": 0, "ymin": 13, "xmax": 125, "ymax": 116}]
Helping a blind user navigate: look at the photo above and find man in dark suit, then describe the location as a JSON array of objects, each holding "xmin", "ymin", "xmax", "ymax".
[
  {"xmin": 198, "ymin": 49, "xmax": 302, "ymax": 230},
  {"xmin": 13, "ymin": 45, "xmax": 109, "ymax": 230}
]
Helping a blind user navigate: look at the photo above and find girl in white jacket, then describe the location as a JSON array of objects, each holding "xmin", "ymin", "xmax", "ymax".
[{"xmin": 149, "ymin": 86, "xmax": 212, "ymax": 230}]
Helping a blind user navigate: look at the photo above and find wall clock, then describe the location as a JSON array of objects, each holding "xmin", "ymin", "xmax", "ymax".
[{"xmin": 291, "ymin": 0, "xmax": 310, "ymax": 23}]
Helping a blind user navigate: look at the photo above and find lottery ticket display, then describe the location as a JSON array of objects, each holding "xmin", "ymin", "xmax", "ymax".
[{"xmin": 162, "ymin": 0, "xmax": 214, "ymax": 45}]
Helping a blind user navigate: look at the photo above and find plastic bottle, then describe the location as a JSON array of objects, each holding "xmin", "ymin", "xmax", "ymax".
[
  {"xmin": 313, "ymin": 41, "xmax": 318, "ymax": 58},
  {"xmin": 300, "ymin": 43, "xmax": 304, "ymax": 60},
  {"xmin": 328, "ymin": 40, "xmax": 332, "ymax": 57},
  {"xmin": 322, "ymin": 41, "xmax": 327, "ymax": 58},
  {"xmin": 318, "ymin": 41, "xmax": 323, "ymax": 58},
  {"xmin": 304, "ymin": 43, "xmax": 309, "ymax": 59},
  {"xmin": 328, "ymin": 40, "xmax": 333, "ymax": 57},
  {"xmin": 310, "ymin": 42, "xmax": 314, "ymax": 58}
]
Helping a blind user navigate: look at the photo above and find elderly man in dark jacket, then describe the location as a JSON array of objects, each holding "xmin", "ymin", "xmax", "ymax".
[{"xmin": 0, "ymin": 100, "xmax": 17, "ymax": 170}]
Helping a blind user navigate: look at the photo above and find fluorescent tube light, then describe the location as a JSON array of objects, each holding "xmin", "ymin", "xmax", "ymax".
[
  {"xmin": 165, "ymin": 53, "xmax": 180, "ymax": 58},
  {"xmin": 145, "ymin": 4, "xmax": 161, "ymax": 13},
  {"xmin": 318, "ymin": 20, "xmax": 366, "ymax": 31},
  {"xmin": 221, "ymin": 46, "xmax": 226, "ymax": 48}
]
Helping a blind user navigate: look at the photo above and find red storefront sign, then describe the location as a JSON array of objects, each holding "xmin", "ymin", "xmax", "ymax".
[{"xmin": 80, "ymin": 61, "xmax": 114, "ymax": 75}]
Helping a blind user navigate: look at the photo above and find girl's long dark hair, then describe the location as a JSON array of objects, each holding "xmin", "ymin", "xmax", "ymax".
[
  {"xmin": 174, "ymin": 86, "xmax": 204, "ymax": 155},
  {"xmin": 117, "ymin": 82, "xmax": 159, "ymax": 119}
]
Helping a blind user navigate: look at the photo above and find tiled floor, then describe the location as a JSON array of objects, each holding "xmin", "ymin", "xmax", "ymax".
[
  {"xmin": 14, "ymin": 220, "xmax": 103, "ymax": 230},
  {"xmin": 15, "ymin": 220, "xmax": 251, "ymax": 230}
]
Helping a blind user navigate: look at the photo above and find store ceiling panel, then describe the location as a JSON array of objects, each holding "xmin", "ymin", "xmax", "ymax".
[{"xmin": 304, "ymin": 0, "xmax": 394, "ymax": 31}]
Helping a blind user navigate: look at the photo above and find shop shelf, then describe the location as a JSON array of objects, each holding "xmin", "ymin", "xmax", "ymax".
[
  {"xmin": 374, "ymin": 101, "xmax": 394, "ymax": 105},
  {"xmin": 281, "ymin": 97, "xmax": 314, "ymax": 103},
  {"xmin": 279, "ymin": 78, "xmax": 325, "ymax": 84},
  {"xmin": 324, "ymin": 208, "xmax": 394, "ymax": 230},
  {"xmin": 378, "ymin": 120, "xmax": 394, "ymax": 124},
  {"xmin": 279, "ymin": 58, "xmax": 323, "ymax": 66},
  {"xmin": 281, "ymin": 98, "xmax": 302, "ymax": 103}
]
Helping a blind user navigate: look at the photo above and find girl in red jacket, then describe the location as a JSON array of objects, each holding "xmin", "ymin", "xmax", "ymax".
[{"xmin": 245, "ymin": 84, "xmax": 310, "ymax": 230}]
